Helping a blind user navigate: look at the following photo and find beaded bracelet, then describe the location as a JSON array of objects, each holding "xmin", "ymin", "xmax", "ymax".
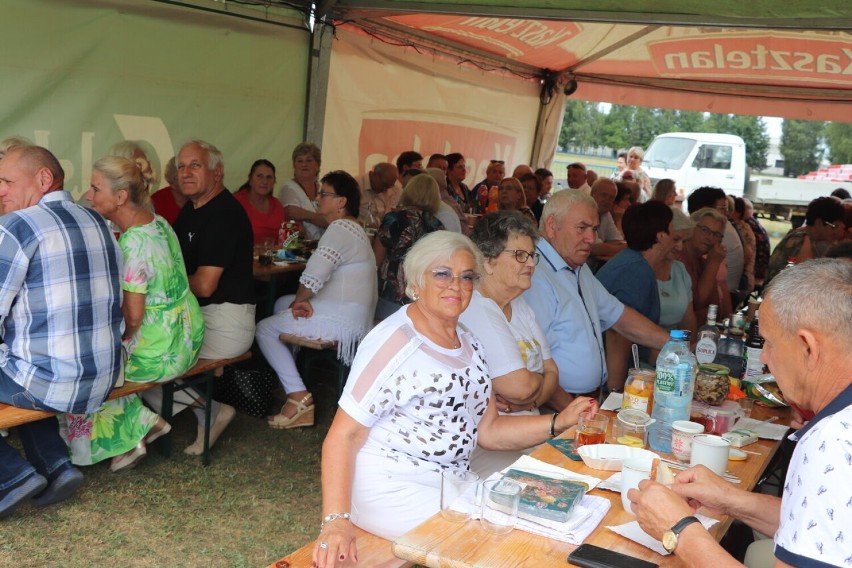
[
  {"xmin": 549, "ymin": 413, "xmax": 558, "ymax": 438},
  {"xmin": 321, "ymin": 512, "xmax": 351, "ymax": 530}
]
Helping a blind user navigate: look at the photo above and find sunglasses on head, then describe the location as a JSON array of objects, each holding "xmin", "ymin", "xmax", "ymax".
[{"xmin": 490, "ymin": 160, "xmax": 505, "ymax": 165}]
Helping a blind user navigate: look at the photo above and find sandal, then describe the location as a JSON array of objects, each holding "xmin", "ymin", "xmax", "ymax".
[{"xmin": 268, "ymin": 394, "xmax": 314, "ymax": 429}]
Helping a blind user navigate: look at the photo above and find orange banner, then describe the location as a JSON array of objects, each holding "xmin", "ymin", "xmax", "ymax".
[
  {"xmin": 389, "ymin": 15, "xmax": 581, "ymax": 64},
  {"xmin": 648, "ymin": 35, "xmax": 852, "ymax": 84}
]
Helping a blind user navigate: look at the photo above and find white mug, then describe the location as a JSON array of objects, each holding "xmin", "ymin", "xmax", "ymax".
[
  {"xmin": 620, "ymin": 457, "xmax": 653, "ymax": 515},
  {"xmin": 689, "ymin": 434, "xmax": 731, "ymax": 476}
]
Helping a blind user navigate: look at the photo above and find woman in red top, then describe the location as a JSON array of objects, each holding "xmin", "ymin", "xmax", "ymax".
[{"xmin": 235, "ymin": 159, "xmax": 287, "ymax": 245}]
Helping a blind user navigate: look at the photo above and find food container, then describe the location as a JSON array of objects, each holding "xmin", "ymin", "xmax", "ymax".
[
  {"xmin": 577, "ymin": 443, "xmax": 658, "ymax": 471},
  {"xmin": 612, "ymin": 408, "xmax": 655, "ymax": 449},
  {"xmin": 704, "ymin": 407, "xmax": 738, "ymax": 435},
  {"xmin": 743, "ymin": 374, "xmax": 788, "ymax": 407},
  {"xmin": 694, "ymin": 363, "xmax": 731, "ymax": 406},
  {"xmin": 622, "ymin": 368, "xmax": 655, "ymax": 413},
  {"xmin": 722, "ymin": 429, "xmax": 759, "ymax": 448}
]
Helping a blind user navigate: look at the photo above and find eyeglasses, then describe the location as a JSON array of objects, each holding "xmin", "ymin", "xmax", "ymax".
[
  {"xmin": 501, "ymin": 249, "xmax": 540, "ymax": 265},
  {"xmin": 490, "ymin": 160, "xmax": 505, "ymax": 165},
  {"xmin": 318, "ymin": 191, "xmax": 340, "ymax": 198},
  {"xmin": 696, "ymin": 223, "xmax": 724, "ymax": 240},
  {"xmin": 430, "ymin": 269, "xmax": 480, "ymax": 289},
  {"xmin": 823, "ymin": 221, "xmax": 838, "ymax": 229}
]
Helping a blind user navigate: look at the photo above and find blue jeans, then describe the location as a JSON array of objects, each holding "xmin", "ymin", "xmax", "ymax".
[{"xmin": 0, "ymin": 372, "xmax": 71, "ymax": 492}]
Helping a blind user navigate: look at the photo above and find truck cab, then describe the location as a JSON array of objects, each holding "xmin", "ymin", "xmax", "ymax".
[{"xmin": 643, "ymin": 133, "xmax": 747, "ymax": 199}]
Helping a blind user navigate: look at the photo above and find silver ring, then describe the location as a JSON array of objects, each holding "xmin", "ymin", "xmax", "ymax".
[{"xmin": 319, "ymin": 542, "xmax": 329, "ymax": 550}]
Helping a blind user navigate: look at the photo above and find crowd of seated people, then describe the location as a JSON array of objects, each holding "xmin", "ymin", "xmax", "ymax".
[{"xmin": 2, "ymin": 131, "xmax": 849, "ymax": 550}]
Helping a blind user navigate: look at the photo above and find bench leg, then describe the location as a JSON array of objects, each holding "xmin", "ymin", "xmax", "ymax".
[
  {"xmin": 202, "ymin": 371, "xmax": 213, "ymax": 467},
  {"xmin": 160, "ymin": 383, "xmax": 175, "ymax": 458}
]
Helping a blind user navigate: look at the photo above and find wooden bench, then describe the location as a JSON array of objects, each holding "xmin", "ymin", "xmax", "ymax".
[
  {"xmin": 279, "ymin": 333, "xmax": 349, "ymax": 400},
  {"xmin": 266, "ymin": 525, "xmax": 412, "ymax": 568},
  {"xmin": 0, "ymin": 351, "xmax": 252, "ymax": 466}
]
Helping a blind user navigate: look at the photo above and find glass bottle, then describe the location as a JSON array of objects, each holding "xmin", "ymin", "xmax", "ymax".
[{"xmin": 695, "ymin": 304, "xmax": 720, "ymax": 364}]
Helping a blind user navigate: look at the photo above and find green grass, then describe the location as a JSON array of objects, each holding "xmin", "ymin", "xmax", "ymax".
[{"xmin": 0, "ymin": 375, "xmax": 341, "ymax": 568}]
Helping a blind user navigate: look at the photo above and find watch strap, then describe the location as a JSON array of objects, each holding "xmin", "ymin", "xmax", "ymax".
[{"xmin": 670, "ymin": 515, "xmax": 701, "ymax": 536}]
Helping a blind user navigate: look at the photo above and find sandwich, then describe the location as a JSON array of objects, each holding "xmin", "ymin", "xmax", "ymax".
[{"xmin": 650, "ymin": 458, "xmax": 676, "ymax": 485}]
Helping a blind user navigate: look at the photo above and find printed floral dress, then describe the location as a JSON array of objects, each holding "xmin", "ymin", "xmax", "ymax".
[{"xmin": 60, "ymin": 216, "xmax": 205, "ymax": 465}]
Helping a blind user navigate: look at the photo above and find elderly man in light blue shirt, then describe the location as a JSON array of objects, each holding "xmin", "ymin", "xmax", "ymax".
[{"xmin": 523, "ymin": 190, "xmax": 669, "ymax": 411}]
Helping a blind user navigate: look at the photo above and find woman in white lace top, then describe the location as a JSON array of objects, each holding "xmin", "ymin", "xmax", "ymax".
[{"xmin": 256, "ymin": 171, "xmax": 377, "ymax": 429}]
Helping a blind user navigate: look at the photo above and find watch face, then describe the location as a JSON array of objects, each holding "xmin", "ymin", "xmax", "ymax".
[{"xmin": 662, "ymin": 530, "xmax": 678, "ymax": 552}]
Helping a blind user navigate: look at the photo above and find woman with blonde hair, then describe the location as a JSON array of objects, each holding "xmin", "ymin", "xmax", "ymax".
[
  {"xmin": 61, "ymin": 156, "xmax": 207, "ymax": 470},
  {"xmin": 373, "ymin": 173, "xmax": 445, "ymax": 319},
  {"xmin": 313, "ymin": 231, "xmax": 595, "ymax": 562},
  {"xmin": 279, "ymin": 142, "xmax": 328, "ymax": 240}
]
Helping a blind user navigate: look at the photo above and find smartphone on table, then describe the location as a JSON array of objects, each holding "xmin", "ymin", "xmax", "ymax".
[{"xmin": 568, "ymin": 544, "xmax": 658, "ymax": 568}]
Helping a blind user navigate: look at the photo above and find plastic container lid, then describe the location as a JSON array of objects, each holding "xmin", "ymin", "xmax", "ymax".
[
  {"xmin": 669, "ymin": 329, "xmax": 689, "ymax": 340},
  {"xmin": 698, "ymin": 363, "xmax": 730, "ymax": 376},
  {"xmin": 617, "ymin": 408, "xmax": 655, "ymax": 431}
]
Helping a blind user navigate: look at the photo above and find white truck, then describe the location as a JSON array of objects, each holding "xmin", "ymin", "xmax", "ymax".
[
  {"xmin": 643, "ymin": 133, "xmax": 748, "ymax": 198},
  {"xmin": 642, "ymin": 132, "xmax": 851, "ymax": 219}
]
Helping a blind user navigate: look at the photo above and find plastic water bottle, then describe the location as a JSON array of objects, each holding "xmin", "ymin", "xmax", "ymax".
[{"xmin": 650, "ymin": 330, "xmax": 697, "ymax": 453}]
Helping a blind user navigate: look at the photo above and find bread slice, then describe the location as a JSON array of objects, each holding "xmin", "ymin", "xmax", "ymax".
[{"xmin": 650, "ymin": 458, "xmax": 676, "ymax": 485}]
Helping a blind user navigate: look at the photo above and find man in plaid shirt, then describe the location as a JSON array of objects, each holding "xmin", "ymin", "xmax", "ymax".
[{"xmin": 0, "ymin": 144, "xmax": 123, "ymax": 518}]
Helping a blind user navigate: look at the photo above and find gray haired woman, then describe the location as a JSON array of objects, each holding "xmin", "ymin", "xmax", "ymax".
[
  {"xmin": 313, "ymin": 231, "xmax": 596, "ymax": 566},
  {"xmin": 460, "ymin": 211, "xmax": 560, "ymax": 477}
]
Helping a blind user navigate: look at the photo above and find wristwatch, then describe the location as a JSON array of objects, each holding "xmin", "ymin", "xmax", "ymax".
[{"xmin": 662, "ymin": 515, "xmax": 701, "ymax": 553}]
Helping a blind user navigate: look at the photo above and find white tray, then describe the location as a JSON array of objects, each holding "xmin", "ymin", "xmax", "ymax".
[{"xmin": 577, "ymin": 444, "xmax": 658, "ymax": 471}]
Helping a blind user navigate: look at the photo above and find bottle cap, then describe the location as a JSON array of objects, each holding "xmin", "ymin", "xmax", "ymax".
[{"xmin": 670, "ymin": 329, "xmax": 689, "ymax": 340}]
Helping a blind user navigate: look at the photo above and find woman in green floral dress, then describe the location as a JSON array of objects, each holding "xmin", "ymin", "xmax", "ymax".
[{"xmin": 59, "ymin": 156, "xmax": 204, "ymax": 471}]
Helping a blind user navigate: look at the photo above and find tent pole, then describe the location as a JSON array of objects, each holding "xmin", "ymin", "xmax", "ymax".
[
  {"xmin": 304, "ymin": 20, "xmax": 333, "ymax": 145},
  {"xmin": 530, "ymin": 89, "xmax": 566, "ymax": 170}
]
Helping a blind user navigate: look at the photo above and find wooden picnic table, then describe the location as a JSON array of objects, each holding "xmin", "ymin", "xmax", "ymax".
[
  {"xmin": 253, "ymin": 259, "xmax": 305, "ymax": 317},
  {"xmin": 392, "ymin": 405, "xmax": 791, "ymax": 568}
]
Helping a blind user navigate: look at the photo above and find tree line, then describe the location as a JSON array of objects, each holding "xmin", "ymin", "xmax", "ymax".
[{"xmin": 559, "ymin": 101, "xmax": 852, "ymax": 177}]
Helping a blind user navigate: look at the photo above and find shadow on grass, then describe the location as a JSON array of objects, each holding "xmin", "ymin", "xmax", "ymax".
[{"xmin": 1, "ymin": 366, "xmax": 342, "ymax": 568}]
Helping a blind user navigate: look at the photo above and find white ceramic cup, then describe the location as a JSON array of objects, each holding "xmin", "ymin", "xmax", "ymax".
[
  {"xmin": 689, "ymin": 434, "xmax": 732, "ymax": 476},
  {"xmin": 620, "ymin": 457, "xmax": 653, "ymax": 515},
  {"xmin": 671, "ymin": 420, "xmax": 705, "ymax": 462},
  {"xmin": 480, "ymin": 479, "xmax": 522, "ymax": 534},
  {"xmin": 440, "ymin": 469, "xmax": 479, "ymax": 522}
]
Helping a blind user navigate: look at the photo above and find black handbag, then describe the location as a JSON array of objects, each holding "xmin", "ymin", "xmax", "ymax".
[{"xmin": 214, "ymin": 367, "xmax": 277, "ymax": 418}]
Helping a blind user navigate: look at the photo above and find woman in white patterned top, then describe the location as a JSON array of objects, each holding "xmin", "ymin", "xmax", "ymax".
[
  {"xmin": 312, "ymin": 231, "xmax": 596, "ymax": 566},
  {"xmin": 256, "ymin": 171, "xmax": 376, "ymax": 429}
]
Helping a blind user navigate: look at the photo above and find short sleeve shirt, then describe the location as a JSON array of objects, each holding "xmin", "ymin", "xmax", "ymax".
[
  {"xmin": 173, "ymin": 190, "xmax": 255, "ymax": 307},
  {"xmin": 339, "ymin": 308, "xmax": 491, "ymax": 472},
  {"xmin": 596, "ymin": 247, "xmax": 660, "ymax": 324},
  {"xmin": 459, "ymin": 292, "xmax": 551, "ymax": 378},
  {"xmin": 775, "ymin": 384, "xmax": 852, "ymax": 568},
  {"xmin": 596, "ymin": 212, "xmax": 623, "ymax": 243},
  {"xmin": 657, "ymin": 260, "xmax": 693, "ymax": 329}
]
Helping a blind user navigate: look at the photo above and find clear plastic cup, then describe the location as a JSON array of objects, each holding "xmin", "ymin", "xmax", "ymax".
[{"xmin": 440, "ymin": 469, "xmax": 479, "ymax": 522}]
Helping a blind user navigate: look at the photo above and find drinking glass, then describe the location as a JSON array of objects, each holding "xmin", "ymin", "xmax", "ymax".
[
  {"xmin": 479, "ymin": 479, "xmax": 521, "ymax": 535},
  {"xmin": 440, "ymin": 469, "xmax": 479, "ymax": 522},
  {"xmin": 575, "ymin": 412, "xmax": 609, "ymax": 449}
]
